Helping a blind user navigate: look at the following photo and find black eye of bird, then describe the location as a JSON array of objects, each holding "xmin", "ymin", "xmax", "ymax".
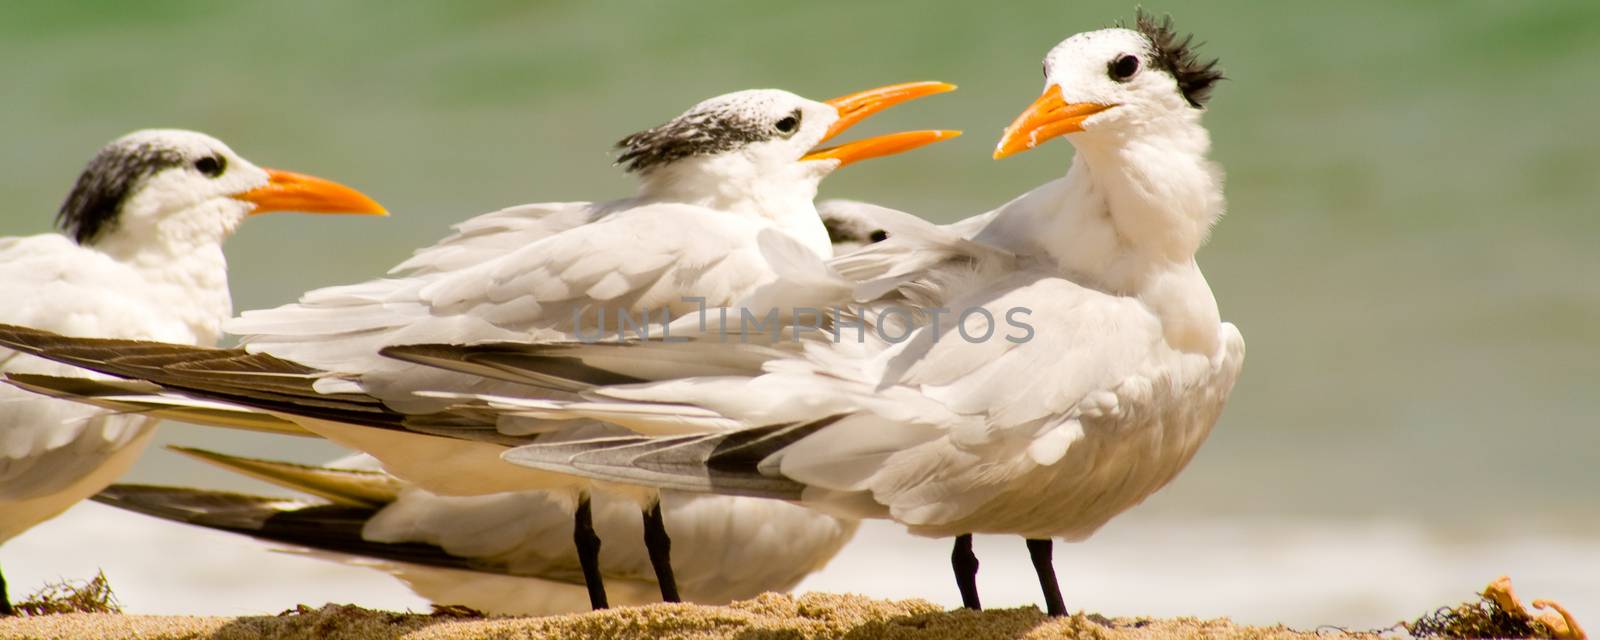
[
  {"xmin": 869, "ymin": 229, "xmax": 889, "ymax": 243},
  {"xmin": 194, "ymin": 155, "xmax": 225, "ymax": 177},
  {"xmin": 774, "ymin": 111, "xmax": 801, "ymax": 136},
  {"xmin": 1109, "ymin": 54, "xmax": 1140, "ymax": 82}
]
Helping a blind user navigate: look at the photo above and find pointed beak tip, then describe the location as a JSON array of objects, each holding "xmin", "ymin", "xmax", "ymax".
[
  {"xmin": 354, "ymin": 194, "xmax": 390, "ymax": 216},
  {"xmin": 239, "ymin": 168, "xmax": 389, "ymax": 217},
  {"xmin": 992, "ymin": 133, "xmax": 1019, "ymax": 160}
]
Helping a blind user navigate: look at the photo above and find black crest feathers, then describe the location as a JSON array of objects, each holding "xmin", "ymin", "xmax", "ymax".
[
  {"xmin": 614, "ymin": 110, "xmax": 769, "ymax": 175},
  {"xmin": 1133, "ymin": 10, "xmax": 1225, "ymax": 108},
  {"xmin": 56, "ymin": 142, "xmax": 185, "ymax": 245}
]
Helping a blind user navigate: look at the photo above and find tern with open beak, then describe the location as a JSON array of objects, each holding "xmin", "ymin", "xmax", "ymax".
[
  {"xmin": 0, "ymin": 83, "xmax": 958, "ymax": 610},
  {"xmin": 10, "ymin": 211, "xmax": 897, "ymax": 614},
  {"xmin": 359, "ymin": 12, "xmax": 1239, "ymax": 616},
  {"xmin": 0, "ymin": 129, "xmax": 385, "ymax": 614}
]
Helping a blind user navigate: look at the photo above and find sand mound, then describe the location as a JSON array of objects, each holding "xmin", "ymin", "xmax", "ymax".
[{"xmin": 0, "ymin": 593, "xmax": 1358, "ymax": 640}]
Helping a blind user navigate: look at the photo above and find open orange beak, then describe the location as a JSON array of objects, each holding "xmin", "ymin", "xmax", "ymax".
[
  {"xmin": 802, "ymin": 130, "xmax": 962, "ymax": 168},
  {"xmin": 234, "ymin": 169, "xmax": 388, "ymax": 216},
  {"xmin": 800, "ymin": 80, "xmax": 961, "ymax": 168},
  {"xmin": 993, "ymin": 85, "xmax": 1114, "ymax": 159}
]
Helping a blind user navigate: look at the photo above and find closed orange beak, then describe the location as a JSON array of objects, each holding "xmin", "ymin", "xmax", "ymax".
[
  {"xmin": 234, "ymin": 169, "xmax": 388, "ymax": 216},
  {"xmin": 993, "ymin": 85, "xmax": 1114, "ymax": 159}
]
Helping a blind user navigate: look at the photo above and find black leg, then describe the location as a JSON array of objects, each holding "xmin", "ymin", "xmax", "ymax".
[
  {"xmin": 951, "ymin": 533, "xmax": 981, "ymax": 610},
  {"xmin": 0, "ymin": 561, "xmax": 12, "ymax": 616},
  {"xmin": 573, "ymin": 495, "xmax": 608, "ymax": 610},
  {"xmin": 1025, "ymin": 538, "xmax": 1066, "ymax": 617},
  {"xmin": 642, "ymin": 501, "xmax": 681, "ymax": 603}
]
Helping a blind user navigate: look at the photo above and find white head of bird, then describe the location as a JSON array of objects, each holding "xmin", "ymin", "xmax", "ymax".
[
  {"xmin": 992, "ymin": 13, "xmax": 1226, "ymax": 282},
  {"xmin": 615, "ymin": 84, "xmax": 958, "ymax": 232},
  {"xmin": 58, "ymin": 129, "xmax": 385, "ymax": 263},
  {"xmin": 51, "ymin": 128, "xmax": 385, "ymax": 344},
  {"xmin": 997, "ymin": 13, "xmax": 1224, "ymax": 154}
]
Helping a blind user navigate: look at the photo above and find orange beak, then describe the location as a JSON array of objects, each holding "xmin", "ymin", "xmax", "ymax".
[
  {"xmin": 817, "ymin": 80, "xmax": 957, "ymax": 143},
  {"xmin": 800, "ymin": 80, "xmax": 960, "ymax": 167},
  {"xmin": 993, "ymin": 85, "xmax": 1114, "ymax": 159},
  {"xmin": 801, "ymin": 130, "xmax": 962, "ymax": 168},
  {"xmin": 234, "ymin": 169, "xmax": 388, "ymax": 216}
]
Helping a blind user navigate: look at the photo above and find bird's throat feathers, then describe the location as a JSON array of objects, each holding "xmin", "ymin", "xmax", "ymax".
[
  {"xmin": 1076, "ymin": 116, "xmax": 1221, "ymax": 263},
  {"xmin": 996, "ymin": 115, "xmax": 1222, "ymax": 292},
  {"xmin": 88, "ymin": 196, "xmax": 242, "ymax": 345},
  {"xmin": 980, "ymin": 114, "xmax": 1225, "ymax": 354}
]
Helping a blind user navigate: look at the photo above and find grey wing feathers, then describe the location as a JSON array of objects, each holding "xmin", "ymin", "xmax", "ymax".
[
  {"xmin": 381, "ymin": 339, "xmax": 783, "ymax": 392},
  {"xmin": 378, "ymin": 342, "xmax": 650, "ymax": 393},
  {"xmin": 91, "ymin": 484, "xmax": 493, "ymax": 574},
  {"xmin": 0, "ymin": 324, "xmax": 502, "ymax": 437},
  {"xmin": 502, "ymin": 417, "xmax": 841, "ymax": 500},
  {"xmin": 2, "ymin": 373, "xmax": 314, "ymax": 437}
]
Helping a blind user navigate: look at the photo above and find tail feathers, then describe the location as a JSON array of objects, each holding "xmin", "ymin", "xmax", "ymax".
[
  {"xmin": 92, "ymin": 484, "xmax": 490, "ymax": 575},
  {"xmin": 502, "ymin": 417, "xmax": 841, "ymax": 500},
  {"xmin": 166, "ymin": 446, "xmax": 403, "ymax": 507},
  {"xmin": 4, "ymin": 373, "xmax": 314, "ymax": 437}
]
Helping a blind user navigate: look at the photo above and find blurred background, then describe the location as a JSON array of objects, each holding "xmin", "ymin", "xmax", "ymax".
[{"xmin": 1, "ymin": 0, "xmax": 1596, "ymax": 627}]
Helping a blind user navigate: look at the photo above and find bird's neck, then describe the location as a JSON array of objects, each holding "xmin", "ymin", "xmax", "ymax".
[
  {"xmin": 89, "ymin": 205, "xmax": 241, "ymax": 345},
  {"xmin": 980, "ymin": 117, "xmax": 1225, "ymax": 353},
  {"xmin": 635, "ymin": 158, "xmax": 834, "ymax": 259}
]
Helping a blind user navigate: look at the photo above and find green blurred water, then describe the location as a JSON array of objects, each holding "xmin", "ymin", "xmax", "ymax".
[{"xmin": 1, "ymin": 1, "xmax": 1596, "ymax": 528}]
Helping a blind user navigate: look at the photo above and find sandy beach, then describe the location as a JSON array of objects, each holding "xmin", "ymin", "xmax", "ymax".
[
  {"xmin": 0, "ymin": 554, "xmax": 1585, "ymax": 640},
  {"xmin": 0, "ymin": 593, "xmax": 1376, "ymax": 640}
]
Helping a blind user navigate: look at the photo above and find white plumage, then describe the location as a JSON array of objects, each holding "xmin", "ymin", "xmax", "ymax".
[
  {"xmin": 0, "ymin": 129, "xmax": 385, "ymax": 612},
  {"xmin": 480, "ymin": 20, "xmax": 1241, "ymax": 615},
  {"xmin": 215, "ymin": 86, "xmax": 956, "ymax": 489},
  {"xmin": 0, "ymin": 83, "xmax": 955, "ymax": 610}
]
